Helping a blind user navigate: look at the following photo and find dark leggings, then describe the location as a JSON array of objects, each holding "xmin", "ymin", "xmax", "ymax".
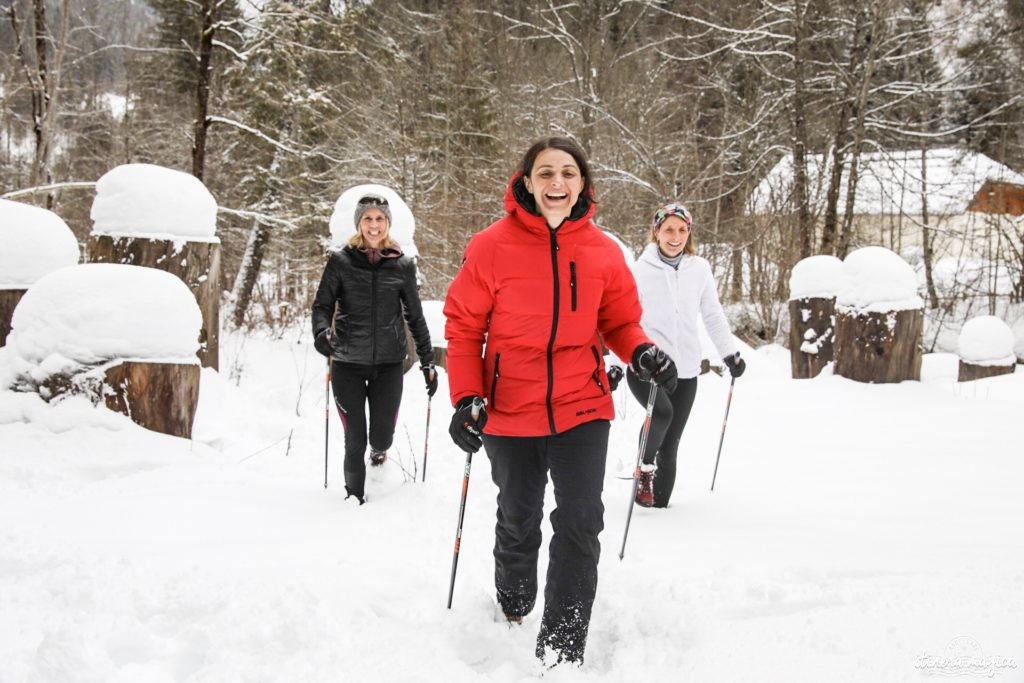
[
  {"xmin": 330, "ymin": 361, "xmax": 404, "ymax": 497},
  {"xmin": 626, "ymin": 369, "xmax": 698, "ymax": 508}
]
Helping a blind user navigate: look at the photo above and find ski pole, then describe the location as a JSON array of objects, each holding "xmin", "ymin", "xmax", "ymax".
[
  {"xmin": 324, "ymin": 357, "xmax": 332, "ymax": 489},
  {"xmin": 447, "ymin": 398, "xmax": 484, "ymax": 608},
  {"xmin": 421, "ymin": 396, "xmax": 432, "ymax": 482},
  {"xmin": 619, "ymin": 381, "xmax": 658, "ymax": 561},
  {"xmin": 710, "ymin": 374, "xmax": 737, "ymax": 491}
]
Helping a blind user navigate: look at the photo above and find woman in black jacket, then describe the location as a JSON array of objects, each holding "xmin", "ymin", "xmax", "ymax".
[{"xmin": 312, "ymin": 193, "xmax": 436, "ymax": 504}]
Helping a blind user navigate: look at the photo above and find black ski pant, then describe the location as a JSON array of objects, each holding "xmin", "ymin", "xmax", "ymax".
[
  {"xmin": 330, "ymin": 361, "xmax": 403, "ymax": 498},
  {"xmin": 626, "ymin": 369, "xmax": 698, "ymax": 508},
  {"xmin": 482, "ymin": 419, "xmax": 609, "ymax": 664}
]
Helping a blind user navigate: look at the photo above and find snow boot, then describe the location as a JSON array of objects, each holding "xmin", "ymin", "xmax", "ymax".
[
  {"xmin": 344, "ymin": 486, "xmax": 366, "ymax": 505},
  {"xmin": 369, "ymin": 449, "xmax": 387, "ymax": 467},
  {"xmin": 635, "ymin": 464, "xmax": 655, "ymax": 508}
]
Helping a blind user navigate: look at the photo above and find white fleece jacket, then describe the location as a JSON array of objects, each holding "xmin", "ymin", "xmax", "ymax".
[{"xmin": 631, "ymin": 243, "xmax": 737, "ymax": 379}]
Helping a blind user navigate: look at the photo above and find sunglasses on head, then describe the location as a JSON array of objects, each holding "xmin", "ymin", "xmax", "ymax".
[{"xmin": 357, "ymin": 194, "xmax": 389, "ymax": 207}]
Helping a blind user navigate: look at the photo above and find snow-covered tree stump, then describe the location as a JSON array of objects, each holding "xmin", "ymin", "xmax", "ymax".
[
  {"xmin": 789, "ymin": 297, "xmax": 836, "ymax": 379},
  {"xmin": 788, "ymin": 255, "xmax": 842, "ymax": 379},
  {"xmin": 104, "ymin": 361, "xmax": 200, "ymax": 438},
  {"xmin": 833, "ymin": 247, "xmax": 923, "ymax": 384},
  {"xmin": 89, "ymin": 163, "xmax": 221, "ymax": 370},
  {"xmin": 959, "ymin": 360, "xmax": 1015, "ymax": 382},
  {"xmin": 0, "ymin": 198, "xmax": 80, "ymax": 347},
  {"xmin": 88, "ymin": 235, "xmax": 221, "ymax": 370},
  {"xmin": 5, "ymin": 263, "xmax": 203, "ymax": 439},
  {"xmin": 957, "ymin": 315, "xmax": 1017, "ymax": 382},
  {"xmin": 0, "ymin": 290, "xmax": 25, "ymax": 346},
  {"xmin": 834, "ymin": 309, "xmax": 923, "ymax": 383}
]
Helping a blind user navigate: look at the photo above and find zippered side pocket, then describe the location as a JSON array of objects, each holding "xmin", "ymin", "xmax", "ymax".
[
  {"xmin": 589, "ymin": 345, "xmax": 606, "ymax": 395},
  {"xmin": 490, "ymin": 353, "xmax": 502, "ymax": 410}
]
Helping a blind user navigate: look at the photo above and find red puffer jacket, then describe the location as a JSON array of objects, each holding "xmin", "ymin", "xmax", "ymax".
[{"xmin": 444, "ymin": 176, "xmax": 651, "ymax": 436}]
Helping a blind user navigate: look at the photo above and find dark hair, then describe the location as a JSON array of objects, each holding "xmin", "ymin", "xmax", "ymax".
[{"xmin": 511, "ymin": 137, "xmax": 595, "ymax": 219}]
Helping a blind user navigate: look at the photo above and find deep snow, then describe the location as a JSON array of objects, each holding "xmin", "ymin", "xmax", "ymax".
[{"xmin": 1, "ymin": 329, "xmax": 1021, "ymax": 682}]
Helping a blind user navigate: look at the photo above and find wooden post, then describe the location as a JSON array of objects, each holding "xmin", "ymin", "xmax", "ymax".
[
  {"xmin": 834, "ymin": 308, "xmax": 923, "ymax": 383},
  {"xmin": 958, "ymin": 361, "xmax": 1015, "ymax": 382},
  {"xmin": 0, "ymin": 289, "xmax": 26, "ymax": 347},
  {"xmin": 789, "ymin": 296, "xmax": 836, "ymax": 379},
  {"xmin": 87, "ymin": 235, "xmax": 221, "ymax": 370},
  {"xmin": 103, "ymin": 361, "xmax": 200, "ymax": 439}
]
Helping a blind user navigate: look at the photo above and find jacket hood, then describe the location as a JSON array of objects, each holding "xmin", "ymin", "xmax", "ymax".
[{"xmin": 503, "ymin": 173, "xmax": 595, "ymax": 235}]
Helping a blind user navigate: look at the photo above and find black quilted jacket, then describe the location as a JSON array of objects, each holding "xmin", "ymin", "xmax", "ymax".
[{"xmin": 311, "ymin": 246, "xmax": 433, "ymax": 367}]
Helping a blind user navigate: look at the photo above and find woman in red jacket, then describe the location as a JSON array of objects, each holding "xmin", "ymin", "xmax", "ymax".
[{"xmin": 444, "ymin": 137, "xmax": 677, "ymax": 667}]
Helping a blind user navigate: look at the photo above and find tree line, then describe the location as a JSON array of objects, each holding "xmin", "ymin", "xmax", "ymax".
[{"xmin": 2, "ymin": 0, "xmax": 1021, "ymax": 340}]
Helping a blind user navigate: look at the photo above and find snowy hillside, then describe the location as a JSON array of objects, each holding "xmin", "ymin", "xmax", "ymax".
[{"xmin": 1, "ymin": 329, "xmax": 1021, "ymax": 682}]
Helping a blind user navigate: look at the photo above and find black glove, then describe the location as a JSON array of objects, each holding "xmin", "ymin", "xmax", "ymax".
[
  {"xmin": 314, "ymin": 328, "xmax": 333, "ymax": 357},
  {"xmin": 723, "ymin": 352, "xmax": 746, "ymax": 378},
  {"xmin": 422, "ymin": 364, "xmax": 438, "ymax": 397},
  {"xmin": 607, "ymin": 365, "xmax": 624, "ymax": 392},
  {"xmin": 449, "ymin": 396, "xmax": 487, "ymax": 454},
  {"xmin": 631, "ymin": 343, "xmax": 678, "ymax": 393}
]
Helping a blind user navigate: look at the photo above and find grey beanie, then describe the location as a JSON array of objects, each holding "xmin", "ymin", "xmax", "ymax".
[{"xmin": 353, "ymin": 194, "xmax": 392, "ymax": 228}]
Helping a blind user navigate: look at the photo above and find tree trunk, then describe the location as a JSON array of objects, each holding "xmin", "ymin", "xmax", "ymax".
[
  {"xmin": 791, "ymin": 0, "xmax": 813, "ymax": 259},
  {"xmin": 0, "ymin": 289, "xmax": 27, "ymax": 347},
  {"xmin": 88, "ymin": 235, "xmax": 221, "ymax": 370},
  {"xmin": 191, "ymin": 0, "xmax": 217, "ymax": 180},
  {"xmin": 788, "ymin": 297, "xmax": 836, "ymax": 378},
  {"xmin": 837, "ymin": 4, "xmax": 884, "ymax": 259},
  {"xmin": 834, "ymin": 308, "xmax": 923, "ymax": 383},
  {"xmin": 920, "ymin": 147, "xmax": 940, "ymax": 309},
  {"xmin": 9, "ymin": 0, "xmax": 70, "ymax": 207},
  {"xmin": 229, "ymin": 218, "xmax": 272, "ymax": 328},
  {"xmin": 104, "ymin": 361, "xmax": 200, "ymax": 438}
]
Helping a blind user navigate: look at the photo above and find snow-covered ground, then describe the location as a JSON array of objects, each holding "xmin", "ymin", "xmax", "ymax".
[{"xmin": 1, "ymin": 329, "xmax": 1021, "ymax": 682}]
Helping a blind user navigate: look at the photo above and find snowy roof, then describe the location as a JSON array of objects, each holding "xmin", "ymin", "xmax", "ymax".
[
  {"xmin": 90, "ymin": 164, "xmax": 219, "ymax": 242},
  {"xmin": 0, "ymin": 199, "xmax": 80, "ymax": 288},
  {"xmin": 6, "ymin": 264, "xmax": 201, "ymax": 385},
  {"xmin": 328, "ymin": 184, "xmax": 418, "ymax": 258},
  {"xmin": 749, "ymin": 148, "xmax": 1024, "ymax": 216}
]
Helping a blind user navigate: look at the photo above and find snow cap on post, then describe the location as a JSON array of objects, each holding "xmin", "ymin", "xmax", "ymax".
[
  {"xmin": 6, "ymin": 263, "xmax": 202, "ymax": 384},
  {"xmin": 90, "ymin": 164, "xmax": 218, "ymax": 242},
  {"xmin": 329, "ymin": 184, "xmax": 417, "ymax": 258},
  {"xmin": 0, "ymin": 199, "xmax": 80, "ymax": 288},
  {"xmin": 788, "ymin": 255, "xmax": 843, "ymax": 301},
  {"xmin": 958, "ymin": 316, "xmax": 1017, "ymax": 367},
  {"xmin": 836, "ymin": 247, "xmax": 922, "ymax": 314}
]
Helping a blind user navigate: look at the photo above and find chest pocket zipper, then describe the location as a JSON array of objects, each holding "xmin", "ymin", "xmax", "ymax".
[{"xmin": 570, "ymin": 262, "xmax": 578, "ymax": 312}]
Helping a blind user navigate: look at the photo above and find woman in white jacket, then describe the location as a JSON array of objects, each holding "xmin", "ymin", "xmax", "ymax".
[{"xmin": 628, "ymin": 203, "xmax": 745, "ymax": 508}]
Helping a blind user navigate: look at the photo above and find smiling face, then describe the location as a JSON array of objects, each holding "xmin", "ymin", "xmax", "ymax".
[
  {"xmin": 656, "ymin": 215, "xmax": 691, "ymax": 257},
  {"xmin": 358, "ymin": 208, "xmax": 389, "ymax": 249},
  {"xmin": 523, "ymin": 148, "xmax": 584, "ymax": 228}
]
